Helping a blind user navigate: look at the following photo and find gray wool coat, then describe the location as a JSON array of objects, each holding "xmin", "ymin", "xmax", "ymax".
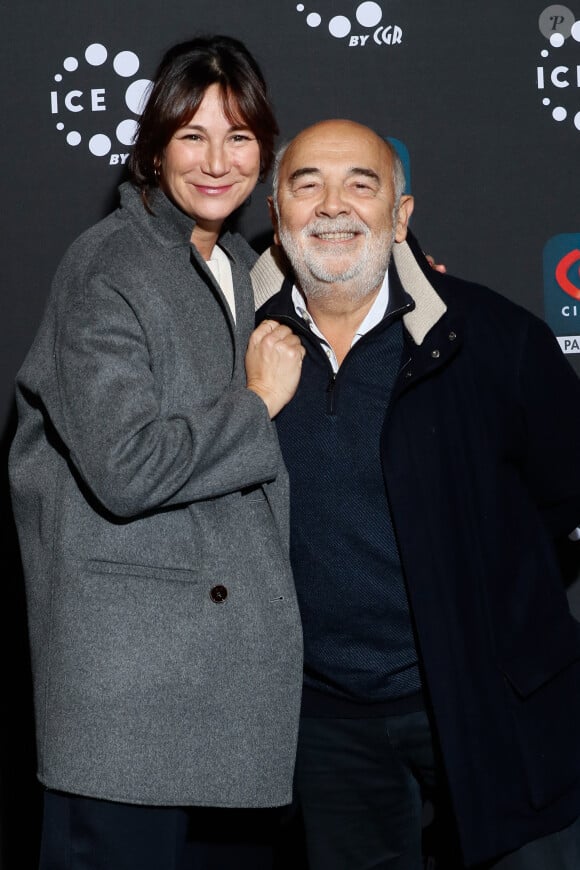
[{"xmin": 9, "ymin": 183, "xmax": 303, "ymax": 808}]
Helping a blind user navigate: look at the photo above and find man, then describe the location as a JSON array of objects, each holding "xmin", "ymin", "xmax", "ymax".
[{"xmin": 252, "ymin": 120, "xmax": 580, "ymax": 869}]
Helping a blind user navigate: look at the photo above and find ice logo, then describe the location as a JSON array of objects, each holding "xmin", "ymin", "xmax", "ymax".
[
  {"xmin": 537, "ymin": 5, "xmax": 580, "ymax": 131},
  {"xmin": 50, "ymin": 43, "xmax": 153, "ymax": 161}
]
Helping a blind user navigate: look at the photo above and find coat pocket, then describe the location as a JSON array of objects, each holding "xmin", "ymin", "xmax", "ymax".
[
  {"xmin": 87, "ymin": 558, "xmax": 198, "ymax": 584},
  {"xmin": 502, "ymin": 616, "xmax": 580, "ymax": 808},
  {"xmin": 49, "ymin": 561, "xmax": 206, "ymax": 711}
]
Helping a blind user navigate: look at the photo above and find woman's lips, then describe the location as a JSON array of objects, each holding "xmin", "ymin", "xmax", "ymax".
[{"xmin": 193, "ymin": 184, "xmax": 234, "ymax": 196}]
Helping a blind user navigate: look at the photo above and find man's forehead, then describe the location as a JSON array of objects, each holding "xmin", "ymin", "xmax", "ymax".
[{"xmin": 280, "ymin": 123, "xmax": 391, "ymax": 180}]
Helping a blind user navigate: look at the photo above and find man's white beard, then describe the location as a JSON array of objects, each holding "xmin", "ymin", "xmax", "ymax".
[{"xmin": 279, "ymin": 217, "xmax": 395, "ymax": 303}]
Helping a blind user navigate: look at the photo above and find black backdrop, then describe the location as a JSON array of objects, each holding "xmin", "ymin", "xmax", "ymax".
[{"xmin": 2, "ymin": 3, "xmax": 580, "ymax": 866}]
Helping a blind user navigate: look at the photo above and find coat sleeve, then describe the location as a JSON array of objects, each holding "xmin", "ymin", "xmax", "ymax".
[
  {"xmin": 51, "ymin": 270, "xmax": 283, "ymax": 519},
  {"xmin": 517, "ymin": 312, "xmax": 580, "ymax": 536}
]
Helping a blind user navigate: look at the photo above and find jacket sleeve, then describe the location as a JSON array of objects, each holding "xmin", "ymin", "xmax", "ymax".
[
  {"xmin": 51, "ymin": 271, "xmax": 283, "ymax": 519},
  {"xmin": 517, "ymin": 312, "xmax": 580, "ymax": 536}
]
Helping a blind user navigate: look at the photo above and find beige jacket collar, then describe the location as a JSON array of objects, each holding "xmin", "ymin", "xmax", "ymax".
[{"xmin": 251, "ymin": 240, "xmax": 447, "ymax": 347}]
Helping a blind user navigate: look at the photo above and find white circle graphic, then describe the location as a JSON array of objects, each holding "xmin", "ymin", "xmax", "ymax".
[
  {"xmin": 307, "ymin": 12, "xmax": 322, "ymax": 27},
  {"xmin": 53, "ymin": 43, "xmax": 151, "ymax": 159},
  {"xmin": 114, "ymin": 51, "xmax": 140, "ymax": 77},
  {"xmin": 116, "ymin": 118, "xmax": 138, "ymax": 146},
  {"xmin": 356, "ymin": 2, "xmax": 382, "ymax": 27},
  {"xmin": 85, "ymin": 44, "xmax": 107, "ymax": 66},
  {"xmin": 329, "ymin": 15, "xmax": 352, "ymax": 38},
  {"xmin": 125, "ymin": 79, "xmax": 153, "ymax": 114},
  {"xmin": 89, "ymin": 133, "xmax": 112, "ymax": 156},
  {"xmin": 575, "ymin": 111, "xmax": 580, "ymax": 130},
  {"xmin": 536, "ymin": 9, "xmax": 580, "ymax": 132},
  {"xmin": 297, "ymin": 3, "xmax": 305, "ymax": 9}
]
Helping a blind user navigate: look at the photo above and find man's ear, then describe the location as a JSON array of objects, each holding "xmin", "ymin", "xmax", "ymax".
[
  {"xmin": 267, "ymin": 196, "xmax": 281, "ymax": 246},
  {"xmin": 394, "ymin": 195, "xmax": 414, "ymax": 243}
]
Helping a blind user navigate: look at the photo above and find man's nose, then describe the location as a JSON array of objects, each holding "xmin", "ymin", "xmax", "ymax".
[{"xmin": 315, "ymin": 185, "xmax": 350, "ymax": 218}]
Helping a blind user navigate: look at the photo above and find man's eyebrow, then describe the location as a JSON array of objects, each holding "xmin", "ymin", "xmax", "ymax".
[
  {"xmin": 286, "ymin": 167, "xmax": 381, "ymax": 184},
  {"xmin": 287, "ymin": 168, "xmax": 321, "ymax": 183},
  {"xmin": 347, "ymin": 167, "xmax": 381, "ymax": 183}
]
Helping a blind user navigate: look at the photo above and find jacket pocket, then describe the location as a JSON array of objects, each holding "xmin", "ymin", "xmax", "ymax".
[
  {"xmin": 87, "ymin": 558, "xmax": 198, "ymax": 584},
  {"xmin": 502, "ymin": 616, "xmax": 580, "ymax": 698},
  {"xmin": 502, "ymin": 616, "xmax": 580, "ymax": 808},
  {"xmin": 50, "ymin": 562, "xmax": 205, "ymax": 709}
]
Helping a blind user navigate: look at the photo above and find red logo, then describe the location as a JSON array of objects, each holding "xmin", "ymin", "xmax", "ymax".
[{"xmin": 556, "ymin": 249, "xmax": 580, "ymax": 300}]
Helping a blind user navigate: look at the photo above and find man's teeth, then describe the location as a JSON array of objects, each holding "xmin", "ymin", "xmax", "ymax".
[{"xmin": 315, "ymin": 232, "xmax": 355, "ymax": 240}]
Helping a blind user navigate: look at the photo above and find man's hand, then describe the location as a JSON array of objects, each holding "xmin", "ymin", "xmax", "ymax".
[{"xmin": 246, "ymin": 320, "xmax": 305, "ymax": 418}]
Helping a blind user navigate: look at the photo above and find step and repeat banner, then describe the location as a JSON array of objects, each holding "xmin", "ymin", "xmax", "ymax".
[{"xmin": 1, "ymin": 2, "xmax": 580, "ymax": 866}]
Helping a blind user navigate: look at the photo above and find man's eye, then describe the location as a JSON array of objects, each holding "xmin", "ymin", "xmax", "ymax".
[{"xmin": 352, "ymin": 181, "xmax": 375, "ymax": 192}]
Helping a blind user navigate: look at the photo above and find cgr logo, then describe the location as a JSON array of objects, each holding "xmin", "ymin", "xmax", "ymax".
[
  {"xmin": 543, "ymin": 234, "xmax": 580, "ymax": 353},
  {"xmin": 556, "ymin": 248, "xmax": 580, "ymax": 299},
  {"xmin": 295, "ymin": 1, "xmax": 402, "ymax": 47},
  {"xmin": 50, "ymin": 43, "xmax": 152, "ymax": 163},
  {"xmin": 537, "ymin": 5, "xmax": 580, "ymax": 131}
]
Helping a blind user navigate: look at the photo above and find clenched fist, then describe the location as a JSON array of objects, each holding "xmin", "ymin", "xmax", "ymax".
[{"xmin": 246, "ymin": 319, "xmax": 305, "ymax": 418}]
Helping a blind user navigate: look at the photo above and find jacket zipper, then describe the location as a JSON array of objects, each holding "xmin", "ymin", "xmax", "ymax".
[
  {"xmin": 263, "ymin": 301, "xmax": 413, "ymax": 417},
  {"xmin": 324, "ymin": 301, "xmax": 413, "ymax": 416},
  {"xmin": 326, "ymin": 374, "xmax": 337, "ymax": 415}
]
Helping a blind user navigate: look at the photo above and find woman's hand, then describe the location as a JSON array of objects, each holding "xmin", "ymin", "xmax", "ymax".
[
  {"xmin": 425, "ymin": 254, "xmax": 446, "ymax": 273},
  {"xmin": 246, "ymin": 319, "xmax": 305, "ymax": 418}
]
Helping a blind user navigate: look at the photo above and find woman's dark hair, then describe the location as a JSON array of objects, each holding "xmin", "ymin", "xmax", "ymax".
[{"xmin": 129, "ymin": 35, "xmax": 278, "ymax": 207}]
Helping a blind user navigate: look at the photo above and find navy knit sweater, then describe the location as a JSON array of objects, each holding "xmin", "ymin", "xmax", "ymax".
[{"xmin": 270, "ymin": 275, "xmax": 422, "ymax": 715}]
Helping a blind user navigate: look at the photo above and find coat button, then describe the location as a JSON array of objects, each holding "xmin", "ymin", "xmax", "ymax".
[
  {"xmin": 431, "ymin": 349, "xmax": 440, "ymax": 359},
  {"xmin": 448, "ymin": 331, "xmax": 457, "ymax": 341},
  {"xmin": 210, "ymin": 585, "xmax": 228, "ymax": 603},
  {"xmin": 405, "ymin": 370, "xmax": 413, "ymax": 379}
]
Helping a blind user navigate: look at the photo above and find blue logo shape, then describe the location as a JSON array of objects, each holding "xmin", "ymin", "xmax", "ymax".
[
  {"xmin": 386, "ymin": 137, "xmax": 411, "ymax": 195},
  {"xmin": 543, "ymin": 233, "xmax": 580, "ymax": 354}
]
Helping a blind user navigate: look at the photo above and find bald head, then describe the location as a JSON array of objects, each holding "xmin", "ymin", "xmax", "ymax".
[
  {"xmin": 272, "ymin": 120, "xmax": 406, "ymax": 214},
  {"xmin": 269, "ymin": 119, "xmax": 414, "ymax": 305}
]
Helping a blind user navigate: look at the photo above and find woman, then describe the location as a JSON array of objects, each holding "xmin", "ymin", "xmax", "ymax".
[{"xmin": 9, "ymin": 36, "xmax": 303, "ymax": 869}]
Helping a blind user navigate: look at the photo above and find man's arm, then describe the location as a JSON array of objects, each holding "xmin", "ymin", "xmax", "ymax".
[{"xmin": 518, "ymin": 313, "xmax": 580, "ymax": 536}]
